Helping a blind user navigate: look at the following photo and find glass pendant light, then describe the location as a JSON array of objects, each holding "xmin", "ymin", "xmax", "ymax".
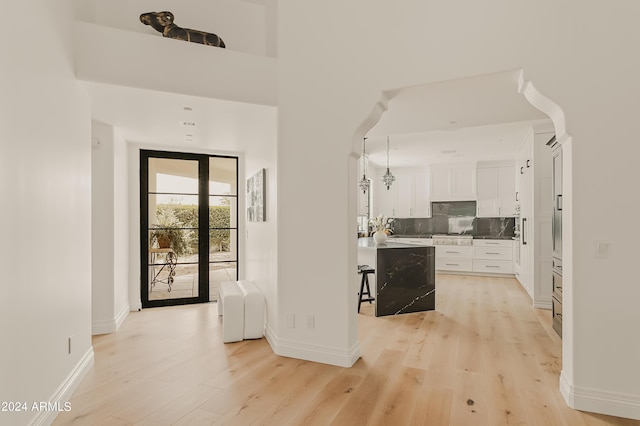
[
  {"xmin": 358, "ymin": 137, "xmax": 370, "ymax": 194},
  {"xmin": 381, "ymin": 136, "xmax": 396, "ymax": 190}
]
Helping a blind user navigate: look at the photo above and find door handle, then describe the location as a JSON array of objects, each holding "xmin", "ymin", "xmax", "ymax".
[
  {"xmin": 556, "ymin": 194, "xmax": 563, "ymax": 211},
  {"xmin": 522, "ymin": 218, "xmax": 527, "ymax": 245},
  {"xmin": 515, "ymin": 191, "xmax": 519, "ymax": 202},
  {"xmin": 520, "ymin": 166, "xmax": 524, "ymax": 175},
  {"xmin": 527, "ymin": 159, "xmax": 531, "ymax": 168}
]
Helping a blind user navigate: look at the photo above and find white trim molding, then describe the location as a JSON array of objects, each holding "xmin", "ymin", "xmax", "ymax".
[
  {"xmin": 29, "ymin": 347, "xmax": 94, "ymax": 426},
  {"xmin": 115, "ymin": 303, "xmax": 130, "ymax": 330},
  {"xmin": 92, "ymin": 303, "xmax": 130, "ymax": 335},
  {"xmin": 265, "ymin": 325, "xmax": 361, "ymax": 368},
  {"xmin": 561, "ymin": 372, "xmax": 640, "ymax": 420}
]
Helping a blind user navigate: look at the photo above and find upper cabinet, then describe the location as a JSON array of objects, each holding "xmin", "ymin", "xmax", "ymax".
[
  {"xmin": 476, "ymin": 162, "xmax": 517, "ymax": 217},
  {"xmin": 429, "ymin": 163, "xmax": 477, "ymax": 201},
  {"xmin": 373, "ymin": 169, "xmax": 431, "ymax": 218}
]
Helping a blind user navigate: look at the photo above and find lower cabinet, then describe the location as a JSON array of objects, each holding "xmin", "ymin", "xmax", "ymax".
[
  {"xmin": 396, "ymin": 238, "xmax": 515, "ymax": 275},
  {"xmin": 472, "ymin": 240, "xmax": 514, "ymax": 274},
  {"xmin": 552, "ymin": 258, "xmax": 563, "ymax": 337},
  {"xmin": 435, "ymin": 246, "xmax": 473, "ymax": 272}
]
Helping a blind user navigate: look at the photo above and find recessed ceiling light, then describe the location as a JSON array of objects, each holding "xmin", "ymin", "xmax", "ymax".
[
  {"xmin": 180, "ymin": 121, "xmax": 196, "ymax": 127},
  {"xmin": 449, "ymin": 120, "xmax": 459, "ymax": 125},
  {"xmin": 183, "ymin": 106, "xmax": 193, "ymax": 111},
  {"xmin": 185, "ymin": 134, "xmax": 193, "ymax": 137}
]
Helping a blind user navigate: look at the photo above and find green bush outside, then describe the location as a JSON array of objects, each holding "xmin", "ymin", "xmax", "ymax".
[{"xmin": 157, "ymin": 203, "xmax": 232, "ymax": 253}]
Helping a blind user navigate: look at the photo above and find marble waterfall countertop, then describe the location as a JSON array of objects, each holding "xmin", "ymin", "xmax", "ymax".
[{"xmin": 357, "ymin": 237, "xmax": 436, "ymax": 316}]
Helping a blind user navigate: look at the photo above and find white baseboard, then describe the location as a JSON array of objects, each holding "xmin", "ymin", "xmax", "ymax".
[
  {"xmin": 92, "ymin": 303, "xmax": 130, "ymax": 335},
  {"xmin": 91, "ymin": 317, "xmax": 115, "ymax": 335},
  {"xmin": 29, "ymin": 347, "xmax": 94, "ymax": 426},
  {"xmin": 533, "ymin": 298, "xmax": 552, "ymax": 309},
  {"xmin": 265, "ymin": 324, "xmax": 360, "ymax": 368},
  {"xmin": 561, "ymin": 372, "xmax": 640, "ymax": 420},
  {"xmin": 130, "ymin": 298, "xmax": 142, "ymax": 312},
  {"xmin": 115, "ymin": 303, "xmax": 130, "ymax": 330}
]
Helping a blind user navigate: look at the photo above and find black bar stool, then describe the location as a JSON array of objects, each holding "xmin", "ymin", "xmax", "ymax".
[{"xmin": 357, "ymin": 265, "xmax": 375, "ymax": 313}]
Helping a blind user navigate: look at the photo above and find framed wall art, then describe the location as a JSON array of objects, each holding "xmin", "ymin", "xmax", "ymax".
[{"xmin": 247, "ymin": 168, "xmax": 266, "ymax": 222}]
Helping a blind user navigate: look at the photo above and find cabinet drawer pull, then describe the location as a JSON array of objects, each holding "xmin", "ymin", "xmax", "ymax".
[
  {"xmin": 486, "ymin": 252, "xmax": 500, "ymax": 255},
  {"xmin": 485, "ymin": 265, "xmax": 500, "ymax": 268},
  {"xmin": 445, "ymin": 251, "xmax": 459, "ymax": 254},
  {"xmin": 445, "ymin": 263, "xmax": 459, "ymax": 266},
  {"xmin": 486, "ymin": 242, "xmax": 499, "ymax": 245}
]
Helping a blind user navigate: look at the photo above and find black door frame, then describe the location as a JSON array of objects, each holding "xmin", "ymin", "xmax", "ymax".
[{"xmin": 140, "ymin": 149, "xmax": 239, "ymax": 308}]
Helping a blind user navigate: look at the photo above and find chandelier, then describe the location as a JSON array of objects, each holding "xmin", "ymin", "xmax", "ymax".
[
  {"xmin": 381, "ymin": 136, "xmax": 396, "ymax": 190},
  {"xmin": 358, "ymin": 137, "xmax": 370, "ymax": 194}
]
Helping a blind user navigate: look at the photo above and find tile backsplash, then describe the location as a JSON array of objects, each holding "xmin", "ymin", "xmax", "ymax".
[{"xmin": 390, "ymin": 201, "xmax": 516, "ymax": 239}]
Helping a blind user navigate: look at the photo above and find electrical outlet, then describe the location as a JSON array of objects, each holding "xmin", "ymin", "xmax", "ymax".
[
  {"xmin": 306, "ymin": 315, "xmax": 315, "ymax": 329},
  {"xmin": 286, "ymin": 314, "xmax": 295, "ymax": 328}
]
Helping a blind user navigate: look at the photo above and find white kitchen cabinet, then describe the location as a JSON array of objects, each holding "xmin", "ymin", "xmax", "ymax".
[
  {"xmin": 374, "ymin": 169, "xmax": 431, "ymax": 218},
  {"xmin": 394, "ymin": 172, "xmax": 413, "ymax": 217},
  {"xmin": 476, "ymin": 163, "xmax": 517, "ymax": 217},
  {"xmin": 498, "ymin": 165, "xmax": 517, "ymax": 216},
  {"xmin": 516, "ymin": 133, "xmax": 534, "ymax": 297},
  {"xmin": 429, "ymin": 163, "xmax": 476, "ymax": 201},
  {"xmin": 472, "ymin": 239, "xmax": 514, "ymax": 274},
  {"xmin": 435, "ymin": 245, "xmax": 473, "ymax": 272},
  {"xmin": 476, "ymin": 167, "xmax": 499, "ymax": 216},
  {"xmin": 373, "ymin": 170, "xmax": 397, "ymax": 217},
  {"xmin": 412, "ymin": 172, "xmax": 431, "ymax": 217}
]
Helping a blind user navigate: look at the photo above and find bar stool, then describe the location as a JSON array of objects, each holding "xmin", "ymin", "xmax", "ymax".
[{"xmin": 357, "ymin": 264, "xmax": 375, "ymax": 313}]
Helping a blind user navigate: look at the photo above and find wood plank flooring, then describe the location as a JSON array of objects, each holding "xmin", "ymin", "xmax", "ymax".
[{"xmin": 53, "ymin": 275, "xmax": 639, "ymax": 425}]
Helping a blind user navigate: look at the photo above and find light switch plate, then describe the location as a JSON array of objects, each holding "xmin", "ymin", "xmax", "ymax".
[{"xmin": 595, "ymin": 240, "xmax": 610, "ymax": 258}]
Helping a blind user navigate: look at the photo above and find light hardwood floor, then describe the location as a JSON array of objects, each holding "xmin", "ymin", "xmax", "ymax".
[{"xmin": 54, "ymin": 275, "xmax": 639, "ymax": 425}]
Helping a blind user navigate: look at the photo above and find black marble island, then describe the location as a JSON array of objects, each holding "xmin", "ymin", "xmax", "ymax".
[{"xmin": 357, "ymin": 238, "xmax": 436, "ymax": 317}]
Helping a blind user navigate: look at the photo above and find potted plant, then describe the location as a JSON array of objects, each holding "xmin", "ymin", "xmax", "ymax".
[
  {"xmin": 150, "ymin": 206, "xmax": 192, "ymax": 257},
  {"xmin": 369, "ymin": 214, "xmax": 394, "ymax": 245}
]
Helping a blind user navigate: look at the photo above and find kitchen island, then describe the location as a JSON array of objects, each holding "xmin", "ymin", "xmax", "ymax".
[{"xmin": 357, "ymin": 238, "xmax": 436, "ymax": 317}]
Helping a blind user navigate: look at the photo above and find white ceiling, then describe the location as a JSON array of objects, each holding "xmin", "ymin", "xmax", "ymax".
[
  {"xmin": 85, "ymin": 70, "xmax": 550, "ymax": 165},
  {"xmin": 364, "ymin": 70, "xmax": 550, "ymax": 168},
  {"xmin": 85, "ymin": 82, "xmax": 276, "ymax": 152}
]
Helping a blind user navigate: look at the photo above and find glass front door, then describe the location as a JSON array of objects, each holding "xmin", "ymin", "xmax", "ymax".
[{"xmin": 140, "ymin": 150, "xmax": 238, "ymax": 308}]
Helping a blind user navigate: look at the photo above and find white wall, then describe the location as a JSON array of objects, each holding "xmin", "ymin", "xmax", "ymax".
[
  {"xmin": 91, "ymin": 122, "xmax": 130, "ymax": 334},
  {"xmin": 75, "ymin": 0, "xmax": 271, "ymax": 57},
  {"xmin": 238, "ymin": 111, "xmax": 279, "ymax": 341},
  {"xmin": 91, "ymin": 122, "xmax": 116, "ymax": 333},
  {"xmin": 276, "ymin": 0, "xmax": 640, "ymax": 419},
  {"xmin": 0, "ymin": 1, "xmax": 93, "ymax": 425},
  {"xmin": 123, "ymin": 100, "xmax": 277, "ymax": 315},
  {"xmin": 114, "ymin": 128, "xmax": 131, "ymax": 322}
]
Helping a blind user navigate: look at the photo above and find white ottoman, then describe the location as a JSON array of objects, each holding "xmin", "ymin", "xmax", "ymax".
[
  {"xmin": 236, "ymin": 280, "xmax": 265, "ymax": 339},
  {"xmin": 218, "ymin": 281, "xmax": 244, "ymax": 343}
]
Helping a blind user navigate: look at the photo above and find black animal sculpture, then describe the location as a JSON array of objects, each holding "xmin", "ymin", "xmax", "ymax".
[{"xmin": 140, "ymin": 11, "xmax": 226, "ymax": 48}]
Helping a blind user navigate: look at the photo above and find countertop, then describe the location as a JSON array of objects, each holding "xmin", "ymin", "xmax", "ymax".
[
  {"xmin": 357, "ymin": 237, "xmax": 425, "ymax": 249},
  {"xmin": 387, "ymin": 234, "xmax": 516, "ymax": 240}
]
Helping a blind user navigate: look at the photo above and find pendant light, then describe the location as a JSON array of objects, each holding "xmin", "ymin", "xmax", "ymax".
[
  {"xmin": 358, "ymin": 137, "xmax": 370, "ymax": 194},
  {"xmin": 381, "ymin": 136, "xmax": 396, "ymax": 190}
]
